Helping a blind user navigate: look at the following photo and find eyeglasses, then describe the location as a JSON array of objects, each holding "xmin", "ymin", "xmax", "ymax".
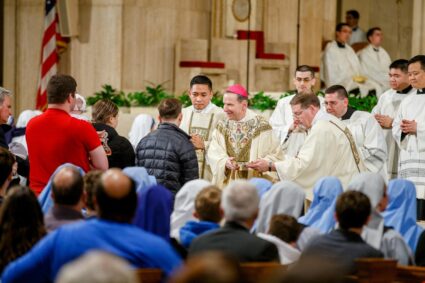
[{"xmin": 292, "ymin": 108, "xmax": 306, "ymax": 117}]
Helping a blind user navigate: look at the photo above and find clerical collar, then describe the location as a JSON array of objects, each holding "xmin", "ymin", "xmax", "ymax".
[
  {"xmin": 194, "ymin": 102, "xmax": 213, "ymax": 113},
  {"xmin": 417, "ymin": 88, "xmax": 425, "ymax": 95},
  {"xmin": 341, "ymin": 107, "xmax": 356, "ymax": 120},
  {"xmin": 336, "ymin": 41, "xmax": 346, "ymax": 48},
  {"xmin": 396, "ymin": 85, "xmax": 412, "ymax": 94},
  {"xmin": 373, "ymin": 47, "xmax": 379, "ymax": 52}
]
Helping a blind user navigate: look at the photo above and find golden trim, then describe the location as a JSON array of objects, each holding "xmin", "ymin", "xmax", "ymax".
[{"xmin": 329, "ymin": 121, "xmax": 361, "ymax": 172}]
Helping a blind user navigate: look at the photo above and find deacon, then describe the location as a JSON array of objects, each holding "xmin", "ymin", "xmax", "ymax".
[
  {"xmin": 324, "ymin": 85, "xmax": 387, "ymax": 178},
  {"xmin": 207, "ymin": 84, "xmax": 282, "ymax": 188},
  {"xmin": 180, "ymin": 75, "xmax": 225, "ymax": 180},
  {"xmin": 372, "ymin": 59, "xmax": 414, "ymax": 178},
  {"xmin": 248, "ymin": 94, "xmax": 365, "ymax": 200},
  {"xmin": 358, "ymin": 27, "xmax": 392, "ymax": 94},
  {"xmin": 269, "ymin": 65, "xmax": 325, "ymax": 155},
  {"xmin": 393, "ymin": 55, "xmax": 425, "ymax": 220},
  {"xmin": 321, "ymin": 23, "xmax": 382, "ymax": 97}
]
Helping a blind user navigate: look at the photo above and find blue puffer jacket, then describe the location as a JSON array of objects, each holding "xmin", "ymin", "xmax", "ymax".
[
  {"xmin": 180, "ymin": 220, "xmax": 220, "ymax": 248},
  {"xmin": 135, "ymin": 123, "xmax": 199, "ymax": 195}
]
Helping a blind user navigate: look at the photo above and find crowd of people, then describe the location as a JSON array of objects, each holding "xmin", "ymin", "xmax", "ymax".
[{"xmin": 0, "ymin": 11, "xmax": 425, "ymax": 283}]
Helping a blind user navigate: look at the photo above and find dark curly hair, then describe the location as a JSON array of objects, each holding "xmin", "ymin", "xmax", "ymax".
[{"xmin": 0, "ymin": 185, "xmax": 46, "ymax": 272}]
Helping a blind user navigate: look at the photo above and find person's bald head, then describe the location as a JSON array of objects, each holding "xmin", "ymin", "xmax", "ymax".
[
  {"xmin": 96, "ymin": 169, "xmax": 137, "ymax": 223},
  {"xmin": 52, "ymin": 166, "xmax": 84, "ymax": 206}
]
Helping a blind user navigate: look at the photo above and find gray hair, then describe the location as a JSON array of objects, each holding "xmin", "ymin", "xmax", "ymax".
[
  {"xmin": 55, "ymin": 251, "xmax": 138, "ymax": 283},
  {"xmin": 0, "ymin": 87, "xmax": 11, "ymax": 106},
  {"xmin": 221, "ymin": 180, "xmax": 259, "ymax": 222}
]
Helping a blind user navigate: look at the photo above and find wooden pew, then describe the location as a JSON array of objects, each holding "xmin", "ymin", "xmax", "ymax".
[
  {"xmin": 240, "ymin": 262, "xmax": 287, "ymax": 283},
  {"xmin": 396, "ymin": 265, "xmax": 425, "ymax": 283},
  {"xmin": 352, "ymin": 258, "xmax": 398, "ymax": 283},
  {"xmin": 136, "ymin": 268, "xmax": 162, "ymax": 283}
]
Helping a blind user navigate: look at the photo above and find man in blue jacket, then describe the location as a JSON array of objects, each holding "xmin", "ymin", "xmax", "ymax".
[{"xmin": 1, "ymin": 169, "xmax": 182, "ymax": 282}]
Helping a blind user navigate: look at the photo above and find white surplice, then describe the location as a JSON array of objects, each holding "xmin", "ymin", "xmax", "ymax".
[
  {"xmin": 275, "ymin": 111, "xmax": 366, "ymax": 200},
  {"xmin": 180, "ymin": 103, "xmax": 226, "ymax": 181},
  {"xmin": 393, "ymin": 90, "xmax": 425, "ymax": 199},
  {"xmin": 342, "ymin": 110, "xmax": 388, "ymax": 180},
  {"xmin": 358, "ymin": 45, "xmax": 392, "ymax": 96},
  {"xmin": 348, "ymin": 27, "xmax": 367, "ymax": 45},
  {"xmin": 372, "ymin": 87, "xmax": 414, "ymax": 178},
  {"xmin": 321, "ymin": 41, "xmax": 382, "ymax": 97},
  {"xmin": 207, "ymin": 109, "xmax": 283, "ymax": 188}
]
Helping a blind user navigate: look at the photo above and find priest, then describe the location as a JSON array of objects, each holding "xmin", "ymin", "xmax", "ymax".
[
  {"xmin": 393, "ymin": 55, "xmax": 425, "ymax": 220},
  {"xmin": 324, "ymin": 85, "xmax": 388, "ymax": 179},
  {"xmin": 358, "ymin": 27, "xmax": 392, "ymax": 95},
  {"xmin": 372, "ymin": 59, "xmax": 414, "ymax": 178},
  {"xmin": 321, "ymin": 23, "xmax": 382, "ymax": 97},
  {"xmin": 180, "ymin": 75, "xmax": 225, "ymax": 181},
  {"xmin": 248, "ymin": 94, "xmax": 365, "ymax": 200},
  {"xmin": 269, "ymin": 65, "xmax": 325, "ymax": 156},
  {"xmin": 207, "ymin": 84, "xmax": 282, "ymax": 188}
]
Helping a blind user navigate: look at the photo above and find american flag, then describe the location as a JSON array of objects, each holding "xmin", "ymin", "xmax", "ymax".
[{"xmin": 36, "ymin": 0, "xmax": 68, "ymax": 110}]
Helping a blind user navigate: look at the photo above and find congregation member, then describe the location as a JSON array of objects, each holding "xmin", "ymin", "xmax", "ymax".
[
  {"xmin": 269, "ymin": 65, "xmax": 324, "ymax": 146},
  {"xmin": 393, "ymin": 55, "xmax": 425, "ymax": 220},
  {"xmin": 298, "ymin": 177, "xmax": 343, "ymax": 233},
  {"xmin": 26, "ymin": 75, "xmax": 108, "ymax": 195},
  {"xmin": 256, "ymin": 181, "xmax": 305, "ymax": 234},
  {"xmin": 70, "ymin": 93, "xmax": 89, "ymax": 121},
  {"xmin": 92, "ymin": 99, "xmax": 135, "ymax": 169},
  {"xmin": 302, "ymin": 191, "xmax": 383, "ymax": 275},
  {"xmin": 372, "ymin": 59, "xmax": 414, "ymax": 178},
  {"xmin": 248, "ymin": 94, "xmax": 363, "ymax": 201},
  {"xmin": 56, "ymin": 251, "xmax": 138, "ymax": 283},
  {"xmin": 1, "ymin": 169, "xmax": 182, "ymax": 282},
  {"xmin": 346, "ymin": 10, "xmax": 366, "ymax": 45},
  {"xmin": 128, "ymin": 114, "xmax": 155, "ymax": 150},
  {"xmin": 0, "ymin": 186, "xmax": 46, "ymax": 273},
  {"xmin": 208, "ymin": 84, "xmax": 282, "ymax": 188},
  {"xmin": 382, "ymin": 179, "xmax": 424, "ymax": 256},
  {"xmin": 189, "ymin": 180, "xmax": 279, "ymax": 262},
  {"xmin": 179, "ymin": 186, "xmax": 222, "ymax": 248},
  {"xmin": 358, "ymin": 27, "xmax": 392, "ymax": 93},
  {"xmin": 170, "ymin": 179, "xmax": 211, "ymax": 241},
  {"xmin": 258, "ymin": 214, "xmax": 302, "ymax": 265},
  {"xmin": 348, "ymin": 173, "xmax": 413, "ymax": 265},
  {"xmin": 122, "ymin": 166, "xmax": 157, "ymax": 192},
  {"xmin": 180, "ymin": 75, "xmax": 225, "ymax": 180},
  {"xmin": 44, "ymin": 166, "xmax": 85, "ymax": 232},
  {"xmin": 136, "ymin": 98, "xmax": 198, "ymax": 195},
  {"xmin": 249, "ymin": 177, "xmax": 273, "ymax": 198},
  {"xmin": 9, "ymin": 109, "xmax": 42, "ymax": 153},
  {"xmin": 82, "ymin": 170, "xmax": 102, "ymax": 218},
  {"xmin": 321, "ymin": 23, "xmax": 382, "ymax": 97},
  {"xmin": 0, "ymin": 148, "xmax": 15, "ymax": 204},
  {"xmin": 324, "ymin": 85, "xmax": 388, "ymax": 177}
]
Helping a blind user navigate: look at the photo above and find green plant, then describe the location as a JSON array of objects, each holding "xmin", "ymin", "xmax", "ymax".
[
  {"xmin": 348, "ymin": 94, "xmax": 378, "ymax": 112},
  {"xmin": 178, "ymin": 91, "xmax": 192, "ymax": 107},
  {"xmin": 211, "ymin": 91, "xmax": 224, "ymax": 108},
  {"xmin": 248, "ymin": 91, "xmax": 279, "ymax": 111},
  {"xmin": 86, "ymin": 84, "xmax": 131, "ymax": 107},
  {"xmin": 127, "ymin": 82, "xmax": 173, "ymax": 106}
]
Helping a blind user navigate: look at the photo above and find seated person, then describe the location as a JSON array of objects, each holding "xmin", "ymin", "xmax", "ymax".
[
  {"xmin": 82, "ymin": 170, "xmax": 102, "ymax": 219},
  {"xmin": 258, "ymin": 214, "xmax": 302, "ymax": 264},
  {"xmin": 302, "ymin": 191, "xmax": 383, "ymax": 274},
  {"xmin": 44, "ymin": 166, "xmax": 85, "ymax": 232},
  {"xmin": 0, "ymin": 148, "xmax": 15, "ymax": 204},
  {"xmin": 321, "ymin": 23, "xmax": 382, "ymax": 97},
  {"xmin": 1, "ymin": 169, "xmax": 182, "ymax": 282},
  {"xmin": 188, "ymin": 180, "xmax": 279, "ymax": 262},
  {"xmin": 179, "ymin": 186, "xmax": 222, "ymax": 248}
]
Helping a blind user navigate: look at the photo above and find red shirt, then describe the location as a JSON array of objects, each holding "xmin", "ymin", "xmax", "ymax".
[{"xmin": 26, "ymin": 108, "xmax": 101, "ymax": 195}]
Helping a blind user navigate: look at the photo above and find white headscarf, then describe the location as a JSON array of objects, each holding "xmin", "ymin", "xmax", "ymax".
[
  {"xmin": 128, "ymin": 114, "xmax": 155, "ymax": 149},
  {"xmin": 170, "ymin": 179, "xmax": 212, "ymax": 240},
  {"xmin": 347, "ymin": 172, "xmax": 386, "ymax": 249},
  {"xmin": 11, "ymin": 109, "xmax": 42, "ymax": 151},
  {"xmin": 256, "ymin": 181, "xmax": 305, "ymax": 234}
]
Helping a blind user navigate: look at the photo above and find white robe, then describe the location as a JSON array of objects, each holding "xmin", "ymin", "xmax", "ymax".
[
  {"xmin": 358, "ymin": 45, "xmax": 392, "ymax": 96},
  {"xmin": 393, "ymin": 90, "xmax": 425, "ymax": 199},
  {"xmin": 348, "ymin": 27, "xmax": 367, "ymax": 45},
  {"xmin": 275, "ymin": 111, "xmax": 366, "ymax": 200},
  {"xmin": 180, "ymin": 103, "xmax": 225, "ymax": 181},
  {"xmin": 321, "ymin": 41, "xmax": 382, "ymax": 97},
  {"xmin": 342, "ymin": 110, "xmax": 388, "ymax": 180},
  {"xmin": 257, "ymin": 233, "xmax": 301, "ymax": 265},
  {"xmin": 372, "ymin": 87, "xmax": 414, "ymax": 178},
  {"xmin": 207, "ymin": 109, "xmax": 283, "ymax": 188},
  {"xmin": 269, "ymin": 94, "xmax": 325, "ymax": 144}
]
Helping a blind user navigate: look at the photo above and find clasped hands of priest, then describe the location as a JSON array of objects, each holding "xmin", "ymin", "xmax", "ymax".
[
  {"xmin": 400, "ymin": 119, "xmax": 417, "ymax": 134},
  {"xmin": 374, "ymin": 114, "xmax": 393, "ymax": 129},
  {"xmin": 190, "ymin": 134, "xmax": 205, "ymax": 150}
]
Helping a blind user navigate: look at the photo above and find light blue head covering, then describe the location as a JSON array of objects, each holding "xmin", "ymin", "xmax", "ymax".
[
  {"xmin": 123, "ymin": 167, "xmax": 157, "ymax": 192},
  {"xmin": 38, "ymin": 163, "xmax": 85, "ymax": 214},
  {"xmin": 249, "ymin": 178, "xmax": 273, "ymax": 198},
  {"xmin": 298, "ymin": 176, "xmax": 343, "ymax": 233},
  {"xmin": 383, "ymin": 179, "xmax": 424, "ymax": 252}
]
